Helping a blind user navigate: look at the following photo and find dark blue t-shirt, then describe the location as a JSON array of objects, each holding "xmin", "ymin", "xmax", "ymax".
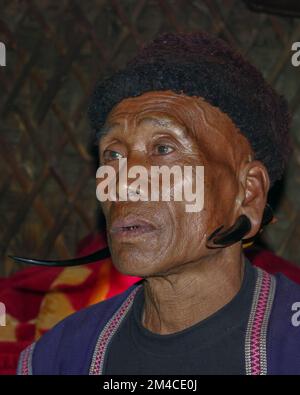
[{"xmin": 104, "ymin": 260, "xmax": 256, "ymax": 374}]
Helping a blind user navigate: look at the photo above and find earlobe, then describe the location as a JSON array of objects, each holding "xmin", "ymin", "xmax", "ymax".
[{"xmin": 240, "ymin": 160, "xmax": 270, "ymax": 238}]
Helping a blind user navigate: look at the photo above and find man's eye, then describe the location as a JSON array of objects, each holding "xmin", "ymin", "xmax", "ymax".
[
  {"xmin": 154, "ymin": 145, "xmax": 175, "ymax": 155},
  {"xmin": 103, "ymin": 150, "xmax": 124, "ymax": 160}
]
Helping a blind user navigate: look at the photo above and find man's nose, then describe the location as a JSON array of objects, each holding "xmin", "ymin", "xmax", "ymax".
[{"xmin": 116, "ymin": 151, "xmax": 151, "ymax": 201}]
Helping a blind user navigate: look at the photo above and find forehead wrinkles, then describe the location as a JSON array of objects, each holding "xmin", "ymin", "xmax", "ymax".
[
  {"xmin": 107, "ymin": 94, "xmax": 193, "ymax": 136},
  {"xmin": 108, "ymin": 91, "xmax": 193, "ymax": 120},
  {"xmin": 188, "ymin": 97, "xmax": 253, "ymax": 170},
  {"xmin": 104, "ymin": 92, "xmax": 252, "ymax": 168}
]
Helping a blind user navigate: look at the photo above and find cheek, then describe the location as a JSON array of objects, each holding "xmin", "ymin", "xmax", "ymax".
[
  {"xmin": 204, "ymin": 163, "xmax": 239, "ymax": 228},
  {"xmin": 161, "ymin": 201, "xmax": 210, "ymax": 264},
  {"xmin": 183, "ymin": 212, "xmax": 208, "ymax": 250}
]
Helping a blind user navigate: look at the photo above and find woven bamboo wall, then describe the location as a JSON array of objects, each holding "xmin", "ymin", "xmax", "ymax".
[{"xmin": 0, "ymin": 0, "xmax": 300, "ymax": 276}]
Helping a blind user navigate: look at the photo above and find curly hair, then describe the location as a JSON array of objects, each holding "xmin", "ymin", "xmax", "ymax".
[{"xmin": 88, "ymin": 32, "xmax": 291, "ymax": 185}]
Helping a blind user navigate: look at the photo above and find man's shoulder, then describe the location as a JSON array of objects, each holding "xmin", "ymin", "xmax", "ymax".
[
  {"xmin": 267, "ymin": 271, "xmax": 300, "ymax": 374},
  {"xmin": 42, "ymin": 282, "xmax": 138, "ymax": 336},
  {"xmin": 18, "ymin": 282, "xmax": 142, "ymax": 375},
  {"xmin": 274, "ymin": 270, "xmax": 300, "ymax": 299},
  {"xmin": 271, "ymin": 271, "xmax": 300, "ymax": 329}
]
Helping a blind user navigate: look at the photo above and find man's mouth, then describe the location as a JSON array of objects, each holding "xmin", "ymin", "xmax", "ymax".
[{"xmin": 110, "ymin": 215, "xmax": 157, "ymax": 239}]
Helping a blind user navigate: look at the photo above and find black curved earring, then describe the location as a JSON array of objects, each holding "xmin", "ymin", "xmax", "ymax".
[
  {"xmin": 260, "ymin": 203, "xmax": 274, "ymax": 228},
  {"xmin": 206, "ymin": 204, "xmax": 274, "ymax": 249},
  {"xmin": 206, "ymin": 215, "xmax": 252, "ymax": 249},
  {"xmin": 8, "ymin": 205, "xmax": 274, "ymax": 266},
  {"xmin": 8, "ymin": 247, "xmax": 111, "ymax": 267}
]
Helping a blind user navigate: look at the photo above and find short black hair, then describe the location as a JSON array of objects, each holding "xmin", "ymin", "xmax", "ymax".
[{"xmin": 88, "ymin": 32, "xmax": 291, "ymax": 186}]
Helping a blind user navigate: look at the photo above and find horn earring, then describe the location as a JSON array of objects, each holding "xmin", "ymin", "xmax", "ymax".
[
  {"xmin": 8, "ymin": 247, "xmax": 111, "ymax": 267},
  {"xmin": 9, "ymin": 205, "xmax": 274, "ymax": 266},
  {"xmin": 206, "ymin": 204, "xmax": 274, "ymax": 249},
  {"xmin": 206, "ymin": 215, "xmax": 251, "ymax": 249}
]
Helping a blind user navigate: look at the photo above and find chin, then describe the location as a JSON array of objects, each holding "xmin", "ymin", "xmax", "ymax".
[{"xmin": 110, "ymin": 247, "xmax": 163, "ymax": 278}]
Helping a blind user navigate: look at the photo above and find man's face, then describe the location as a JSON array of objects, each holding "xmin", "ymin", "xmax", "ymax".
[{"xmin": 97, "ymin": 90, "xmax": 253, "ymax": 277}]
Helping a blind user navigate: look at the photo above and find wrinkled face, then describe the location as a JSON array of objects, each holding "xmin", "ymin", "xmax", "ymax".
[{"xmin": 97, "ymin": 90, "xmax": 253, "ymax": 277}]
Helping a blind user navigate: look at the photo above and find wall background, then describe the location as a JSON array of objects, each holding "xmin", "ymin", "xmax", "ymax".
[{"xmin": 0, "ymin": 0, "xmax": 300, "ymax": 276}]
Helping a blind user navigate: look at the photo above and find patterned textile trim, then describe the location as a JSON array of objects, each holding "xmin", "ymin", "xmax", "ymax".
[
  {"xmin": 17, "ymin": 342, "xmax": 36, "ymax": 375},
  {"xmin": 245, "ymin": 268, "xmax": 276, "ymax": 375},
  {"xmin": 89, "ymin": 285, "xmax": 142, "ymax": 375}
]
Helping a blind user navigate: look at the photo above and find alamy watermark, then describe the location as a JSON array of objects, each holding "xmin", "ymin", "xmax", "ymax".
[
  {"xmin": 0, "ymin": 302, "xmax": 6, "ymax": 326},
  {"xmin": 291, "ymin": 302, "xmax": 300, "ymax": 327},
  {"xmin": 96, "ymin": 159, "xmax": 204, "ymax": 212},
  {"xmin": 291, "ymin": 42, "xmax": 300, "ymax": 67},
  {"xmin": 0, "ymin": 42, "xmax": 6, "ymax": 67}
]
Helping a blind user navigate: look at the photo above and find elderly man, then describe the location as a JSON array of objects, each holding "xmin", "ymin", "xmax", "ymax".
[{"xmin": 17, "ymin": 32, "xmax": 300, "ymax": 375}]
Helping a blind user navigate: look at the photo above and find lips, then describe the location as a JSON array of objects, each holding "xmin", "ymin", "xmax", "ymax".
[{"xmin": 110, "ymin": 215, "xmax": 157, "ymax": 239}]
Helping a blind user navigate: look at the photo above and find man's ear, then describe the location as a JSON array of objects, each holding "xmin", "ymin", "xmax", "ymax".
[{"xmin": 238, "ymin": 160, "xmax": 270, "ymax": 239}]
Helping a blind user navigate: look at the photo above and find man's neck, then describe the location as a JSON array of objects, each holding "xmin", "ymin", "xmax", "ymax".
[{"xmin": 142, "ymin": 247, "xmax": 245, "ymax": 335}]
